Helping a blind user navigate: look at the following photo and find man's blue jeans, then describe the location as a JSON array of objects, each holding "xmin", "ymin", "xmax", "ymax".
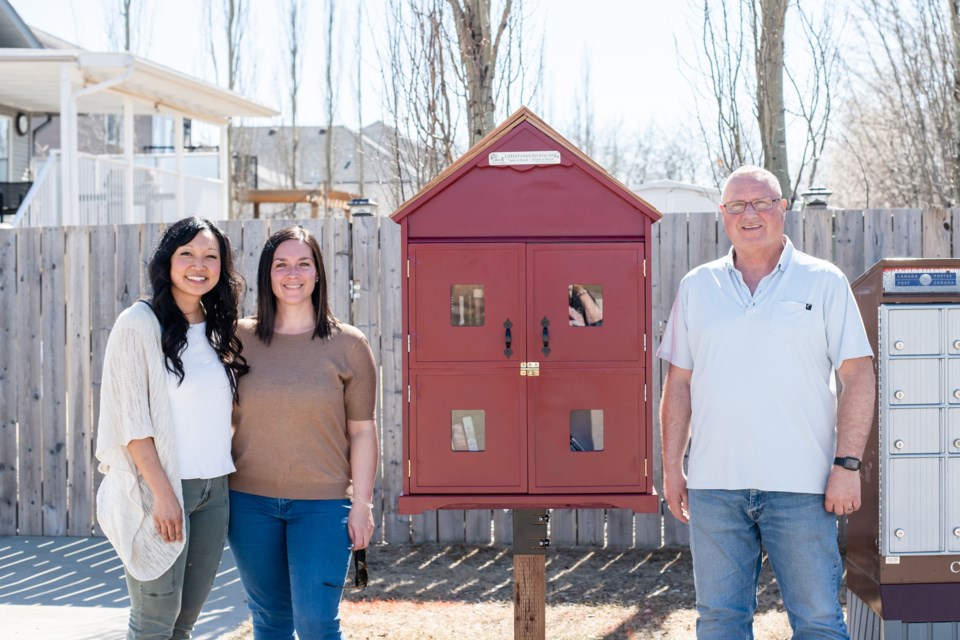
[
  {"xmin": 227, "ymin": 490, "xmax": 352, "ymax": 640},
  {"xmin": 687, "ymin": 489, "xmax": 847, "ymax": 640}
]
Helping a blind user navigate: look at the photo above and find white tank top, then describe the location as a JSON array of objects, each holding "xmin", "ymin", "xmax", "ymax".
[{"xmin": 165, "ymin": 322, "xmax": 235, "ymax": 479}]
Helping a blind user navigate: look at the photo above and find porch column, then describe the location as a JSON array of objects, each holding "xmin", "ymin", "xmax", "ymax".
[
  {"xmin": 123, "ymin": 97, "xmax": 135, "ymax": 224},
  {"xmin": 219, "ymin": 123, "xmax": 229, "ymax": 220},
  {"xmin": 59, "ymin": 63, "xmax": 79, "ymax": 225},
  {"xmin": 174, "ymin": 114, "xmax": 184, "ymax": 220}
]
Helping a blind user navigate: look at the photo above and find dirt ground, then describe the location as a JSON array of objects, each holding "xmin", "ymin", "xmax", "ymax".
[{"xmin": 225, "ymin": 542, "xmax": 823, "ymax": 639}]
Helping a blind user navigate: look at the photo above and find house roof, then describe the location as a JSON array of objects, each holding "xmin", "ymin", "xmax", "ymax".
[
  {"xmin": 0, "ymin": 0, "xmax": 41, "ymax": 48},
  {"xmin": 390, "ymin": 106, "xmax": 661, "ymax": 224},
  {"xmin": 0, "ymin": 49, "xmax": 277, "ymax": 124}
]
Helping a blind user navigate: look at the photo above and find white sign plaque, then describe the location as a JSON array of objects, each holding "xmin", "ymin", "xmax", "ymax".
[{"xmin": 488, "ymin": 151, "xmax": 561, "ymax": 166}]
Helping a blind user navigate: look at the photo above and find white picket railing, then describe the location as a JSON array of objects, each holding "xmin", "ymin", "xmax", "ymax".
[{"xmin": 13, "ymin": 151, "xmax": 224, "ymax": 227}]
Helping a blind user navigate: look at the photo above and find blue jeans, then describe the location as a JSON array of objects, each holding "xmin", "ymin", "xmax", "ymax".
[
  {"xmin": 688, "ymin": 490, "xmax": 847, "ymax": 640},
  {"xmin": 227, "ymin": 491, "xmax": 352, "ymax": 640},
  {"xmin": 125, "ymin": 476, "xmax": 229, "ymax": 640}
]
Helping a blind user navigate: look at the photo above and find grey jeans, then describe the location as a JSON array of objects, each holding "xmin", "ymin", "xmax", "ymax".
[{"xmin": 125, "ymin": 475, "xmax": 229, "ymax": 640}]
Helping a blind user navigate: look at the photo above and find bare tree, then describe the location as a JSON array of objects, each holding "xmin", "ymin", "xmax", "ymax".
[
  {"xmin": 828, "ymin": 0, "xmax": 958, "ymax": 208},
  {"xmin": 753, "ymin": 0, "xmax": 789, "ymax": 197},
  {"xmin": 284, "ymin": 0, "xmax": 306, "ymax": 189},
  {"xmin": 687, "ymin": 0, "xmax": 839, "ymax": 205},
  {"xmin": 446, "ymin": 0, "xmax": 513, "ymax": 145},
  {"xmin": 324, "ymin": 0, "xmax": 336, "ymax": 217},
  {"xmin": 104, "ymin": 0, "xmax": 150, "ymax": 53}
]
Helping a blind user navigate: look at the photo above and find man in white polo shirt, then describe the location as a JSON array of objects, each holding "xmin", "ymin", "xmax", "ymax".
[{"xmin": 658, "ymin": 165, "xmax": 876, "ymax": 638}]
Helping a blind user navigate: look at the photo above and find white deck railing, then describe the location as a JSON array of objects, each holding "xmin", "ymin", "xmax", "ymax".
[{"xmin": 13, "ymin": 151, "xmax": 224, "ymax": 227}]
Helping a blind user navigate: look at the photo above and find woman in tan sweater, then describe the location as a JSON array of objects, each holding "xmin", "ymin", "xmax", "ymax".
[{"xmin": 229, "ymin": 226, "xmax": 378, "ymax": 640}]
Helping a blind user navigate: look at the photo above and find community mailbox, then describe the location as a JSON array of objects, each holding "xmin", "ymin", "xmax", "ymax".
[
  {"xmin": 391, "ymin": 108, "xmax": 661, "ymax": 514},
  {"xmin": 848, "ymin": 259, "xmax": 960, "ymax": 637}
]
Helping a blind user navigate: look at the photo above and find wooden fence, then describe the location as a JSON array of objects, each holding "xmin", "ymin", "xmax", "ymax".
[{"xmin": 1, "ymin": 208, "xmax": 957, "ymax": 547}]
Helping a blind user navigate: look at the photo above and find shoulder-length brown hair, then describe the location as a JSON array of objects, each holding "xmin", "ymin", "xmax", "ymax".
[{"xmin": 254, "ymin": 226, "xmax": 336, "ymax": 344}]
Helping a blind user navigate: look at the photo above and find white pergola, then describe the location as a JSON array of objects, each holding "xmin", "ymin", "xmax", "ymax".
[{"xmin": 0, "ymin": 49, "xmax": 277, "ymax": 222}]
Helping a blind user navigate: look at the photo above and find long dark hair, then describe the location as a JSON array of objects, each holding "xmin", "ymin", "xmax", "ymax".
[
  {"xmin": 254, "ymin": 226, "xmax": 336, "ymax": 344},
  {"xmin": 147, "ymin": 217, "xmax": 248, "ymax": 398}
]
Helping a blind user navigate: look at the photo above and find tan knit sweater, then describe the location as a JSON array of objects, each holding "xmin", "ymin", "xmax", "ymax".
[{"xmin": 230, "ymin": 318, "xmax": 377, "ymax": 499}]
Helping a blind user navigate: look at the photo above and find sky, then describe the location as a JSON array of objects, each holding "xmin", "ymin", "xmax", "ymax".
[{"xmin": 9, "ymin": 0, "xmax": 702, "ymax": 138}]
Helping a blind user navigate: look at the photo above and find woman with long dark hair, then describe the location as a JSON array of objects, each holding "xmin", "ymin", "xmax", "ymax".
[
  {"xmin": 96, "ymin": 217, "xmax": 247, "ymax": 639},
  {"xmin": 229, "ymin": 226, "xmax": 378, "ymax": 639}
]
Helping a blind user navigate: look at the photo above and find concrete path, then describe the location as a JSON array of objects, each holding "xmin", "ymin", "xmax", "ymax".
[{"xmin": 0, "ymin": 536, "xmax": 250, "ymax": 639}]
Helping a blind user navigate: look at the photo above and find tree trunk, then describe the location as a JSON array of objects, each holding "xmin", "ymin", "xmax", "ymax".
[
  {"xmin": 950, "ymin": 1, "xmax": 960, "ymax": 205},
  {"xmin": 755, "ymin": 0, "xmax": 790, "ymax": 199},
  {"xmin": 447, "ymin": 0, "xmax": 511, "ymax": 145}
]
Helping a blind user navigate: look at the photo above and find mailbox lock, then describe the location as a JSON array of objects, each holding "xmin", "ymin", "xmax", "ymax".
[
  {"xmin": 894, "ymin": 440, "xmax": 905, "ymax": 450},
  {"xmin": 895, "ymin": 528, "xmax": 905, "ymax": 539},
  {"xmin": 894, "ymin": 390, "xmax": 905, "ymax": 400},
  {"xmin": 955, "ymin": 389, "xmax": 960, "ymax": 400},
  {"xmin": 954, "ymin": 438, "xmax": 960, "ymax": 449},
  {"xmin": 955, "ymin": 340, "xmax": 960, "ymax": 350},
  {"xmin": 954, "ymin": 527, "xmax": 960, "ymax": 538},
  {"xmin": 894, "ymin": 340, "xmax": 905, "ymax": 350}
]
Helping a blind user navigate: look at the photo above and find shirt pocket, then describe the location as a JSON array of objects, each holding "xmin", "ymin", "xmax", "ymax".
[{"xmin": 772, "ymin": 300, "xmax": 822, "ymax": 343}]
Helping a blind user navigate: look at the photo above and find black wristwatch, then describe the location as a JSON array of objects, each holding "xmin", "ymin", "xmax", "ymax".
[{"xmin": 834, "ymin": 456, "xmax": 861, "ymax": 471}]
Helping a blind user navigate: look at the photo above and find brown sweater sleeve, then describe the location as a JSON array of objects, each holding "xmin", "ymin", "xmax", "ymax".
[{"xmin": 344, "ymin": 335, "xmax": 377, "ymax": 421}]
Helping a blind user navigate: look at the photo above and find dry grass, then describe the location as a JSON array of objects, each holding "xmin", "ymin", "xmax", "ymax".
[{"xmin": 223, "ymin": 543, "xmax": 805, "ymax": 639}]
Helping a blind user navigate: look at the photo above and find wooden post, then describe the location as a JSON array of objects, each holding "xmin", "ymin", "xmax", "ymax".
[{"xmin": 512, "ymin": 509, "xmax": 548, "ymax": 640}]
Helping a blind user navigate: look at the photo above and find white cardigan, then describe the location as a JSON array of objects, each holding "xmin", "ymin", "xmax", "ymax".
[{"xmin": 95, "ymin": 301, "xmax": 185, "ymax": 581}]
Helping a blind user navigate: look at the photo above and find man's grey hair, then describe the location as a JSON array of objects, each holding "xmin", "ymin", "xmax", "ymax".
[{"xmin": 721, "ymin": 165, "xmax": 782, "ymax": 200}]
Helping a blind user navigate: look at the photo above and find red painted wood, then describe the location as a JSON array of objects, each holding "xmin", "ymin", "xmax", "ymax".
[
  {"xmin": 397, "ymin": 492, "xmax": 660, "ymax": 514},
  {"xmin": 410, "ymin": 370, "xmax": 527, "ymax": 493}
]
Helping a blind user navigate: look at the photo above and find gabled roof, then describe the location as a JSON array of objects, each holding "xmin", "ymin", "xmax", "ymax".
[
  {"xmin": 0, "ymin": 49, "xmax": 276, "ymax": 123},
  {"xmin": 391, "ymin": 106, "xmax": 661, "ymax": 224},
  {"xmin": 0, "ymin": 0, "xmax": 41, "ymax": 48}
]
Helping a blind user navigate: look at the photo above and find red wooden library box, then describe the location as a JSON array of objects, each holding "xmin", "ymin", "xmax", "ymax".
[{"xmin": 392, "ymin": 108, "xmax": 661, "ymax": 514}]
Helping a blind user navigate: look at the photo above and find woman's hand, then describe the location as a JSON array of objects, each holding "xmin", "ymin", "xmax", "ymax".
[
  {"xmin": 152, "ymin": 489, "xmax": 184, "ymax": 543},
  {"xmin": 348, "ymin": 501, "xmax": 375, "ymax": 550}
]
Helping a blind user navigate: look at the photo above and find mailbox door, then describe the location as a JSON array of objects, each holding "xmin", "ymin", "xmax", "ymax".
[
  {"xmin": 527, "ymin": 368, "xmax": 646, "ymax": 493},
  {"xmin": 950, "ymin": 409, "xmax": 960, "ymax": 454},
  {"xmin": 887, "ymin": 308, "xmax": 941, "ymax": 355},
  {"xmin": 887, "ymin": 408, "xmax": 941, "ymax": 455},
  {"xmin": 888, "ymin": 359, "xmax": 941, "ymax": 405},
  {"xmin": 410, "ymin": 243, "xmax": 525, "ymax": 365},
  {"xmin": 527, "ymin": 243, "xmax": 644, "ymax": 363},
  {"xmin": 885, "ymin": 457, "xmax": 942, "ymax": 554},
  {"xmin": 410, "ymin": 370, "xmax": 527, "ymax": 493},
  {"xmin": 948, "ymin": 457, "xmax": 960, "ymax": 552}
]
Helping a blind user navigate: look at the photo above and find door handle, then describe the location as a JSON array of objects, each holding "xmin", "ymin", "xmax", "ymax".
[
  {"xmin": 504, "ymin": 318, "xmax": 513, "ymax": 358},
  {"xmin": 541, "ymin": 316, "xmax": 551, "ymax": 357}
]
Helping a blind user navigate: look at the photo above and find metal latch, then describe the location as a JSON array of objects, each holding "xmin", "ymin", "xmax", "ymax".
[{"xmin": 520, "ymin": 362, "xmax": 540, "ymax": 376}]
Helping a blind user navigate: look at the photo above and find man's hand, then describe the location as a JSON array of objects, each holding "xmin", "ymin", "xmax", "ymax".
[
  {"xmin": 824, "ymin": 466, "xmax": 861, "ymax": 516},
  {"xmin": 663, "ymin": 471, "xmax": 690, "ymax": 524}
]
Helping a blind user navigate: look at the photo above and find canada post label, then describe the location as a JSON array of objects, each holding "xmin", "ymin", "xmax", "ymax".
[
  {"xmin": 488, "ymin": 150, "xmax": 561, "ymax": 166},
  {"xmin": 883, "ymin": 268, "xmax": 960, "ymax": 293}
]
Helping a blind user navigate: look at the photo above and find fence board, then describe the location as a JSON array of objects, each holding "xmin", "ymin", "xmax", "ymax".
[
  {"xmin": 66, "ymin": 228, "xmax": 94, "ymax": 535},
  {"xmin": 324, "ymin": 218, "xmax": 351, "ymax": 322},
  {"xmin": 240, "ymin": 220, "xmax": 268, "ymax": 318},
  {"xmin": 90, "ymin": 225, "xmax": 117, "ymax": 536},
  {"xmin": 892, "ymin": 209, "xmax": 922, "ymax": 258},
  {"xmin": 0, "ymin": 230, "xmax": 16, "ymax": 534},
  {"xmin": 688, "ymin": 212, "xmax": 717, "ymax": 269},
  {"xmin": 412, "ymin": 511, "xmax": 438, "ymax": 543},
  {"xmin": 921, "ymin": 207, "xmax": 951, "ymax": 258},
  {"xmin": 41, "ymin": 228, "xmax": 67, "ymax": 535},
  {"xmin": 493, "ymin": 509, "xmax": 513, "ymax": 545},
  {"xmin": 438, "ymin": 509, "xmax": 465, "ymax": 542},
  {"xmin": 804, "ymin": 208, "xmax": 833, "ymax": 262},
  {"xmin": 141, "ymin": 223, "xmax": 163, "ymax": 297},
  {"xmin": 863, "ymin": 210, "xmax": 892, "ymax": 267},
  {"xmin": 578, "ymin": 510, "xmax": 604, "ymax": 546},
  {"xmin": 17, "ymin": 229, "xmax": 42, "ymax": 535},
  {"xmin": 378, "ymin": 221, "xmax": 408, "ymax": 544},
  {"xmin": 550, "ymin": 509, "xmax": 577, "ymax": 546},
  {"xmin": 784, "ymin": 209, "xmax": 804, "ymax": 252},
  {"xmin": 834, "ymin": 209, "xmax": 865, "ymax": 282},
  {"xmin": 116, "ymin": 224, "xmax": 142, "ymax": 310}
]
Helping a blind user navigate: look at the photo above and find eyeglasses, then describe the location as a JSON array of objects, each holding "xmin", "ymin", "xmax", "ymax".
[
  {"xmin": 722, "ymin": 197, "xmax": 781, "ymax": 215},
  {"xmin": 323, "ymin": 549, "xmax": 369, "ymax": 589}
]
